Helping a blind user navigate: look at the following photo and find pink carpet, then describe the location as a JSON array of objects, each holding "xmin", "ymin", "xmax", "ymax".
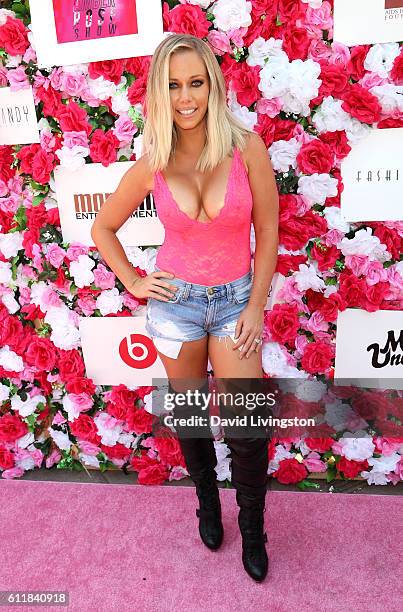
[{"xmin": 0, "ymin": 480, "xmax": 402, "ymax": 612}]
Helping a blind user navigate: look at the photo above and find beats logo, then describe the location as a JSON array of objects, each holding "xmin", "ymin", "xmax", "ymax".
[
  {"xmin": 385, "ymin": 0, "xmax": 403, "ymax": 8},
  {"xmin": 119, "ymin": 333, "xmax": 158, "ymax": 369}
]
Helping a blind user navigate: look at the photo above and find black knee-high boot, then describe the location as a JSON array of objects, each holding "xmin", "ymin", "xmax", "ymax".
[
  {"xmin": 219, "ymin": 377, "xmax": 269, "ymax": 581},
  {"xmin": 224, "ymin": 434, "xmax": 269, "ymax": 580},
  {"xmin": 168, "ymin": 379, "xmax": 224, "ymax": 550}
]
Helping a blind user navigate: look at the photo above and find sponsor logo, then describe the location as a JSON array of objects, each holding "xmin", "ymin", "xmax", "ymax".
[
  {"xmin": 367, "ymin": 330, "xmax": 403, "ymax": 368},
  {"xmin": 73, "ymin": 192, "xmax": 157, "ymax": 220},
  {"xmin": 119, "ymin": 333, "xmax": 158, "ymax": 369},
  {"xmin": 355, "ymin": 169, "xmax": 400, "ymax": 183}
]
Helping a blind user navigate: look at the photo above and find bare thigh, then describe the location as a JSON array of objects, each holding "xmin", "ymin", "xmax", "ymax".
[
  {"xmin": 207, "ymin": 334, "xmax": 264, "ymax": 378},
  {"xmin": 155, "ymin": 335, "xmax": 209, "ymax": 392}
]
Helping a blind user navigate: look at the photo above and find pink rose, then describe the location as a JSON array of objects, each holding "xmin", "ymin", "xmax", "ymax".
[
  {"xmin": 7, "ymin": 66, "xmax": 29, "ymax": 91},
  {"xmin": 206, "ymin": 30, "xmax": 232, "ymax": 55},
  {"xmin": 112, "ymin": 114, "xmax": 137, "ymax": 144},
  {"xmin": 63, "ymin": 131, "xmax": 89, "ymax": 149}
]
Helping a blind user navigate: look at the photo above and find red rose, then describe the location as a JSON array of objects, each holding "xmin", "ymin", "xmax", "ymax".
[
  {"xmin": 66, "ymin": 376, "xmax": 96, "ymax": 395},
  {"xmin": 338, "ymin": 273, "xmax": 367, "ymax": 308},
  {"xmin": 89, "ymin": 129, "xmax": 120, "ymax": 167},
  {"xmin": 278, "ymin": 0, "xmax": 305, "ymax": 22},
  {"xmin": 341, "ymin": 84, "xmax": 382, "ymax": 124},
  {"xmin": 311, "ymin": 242, "xmax": 340, "ymax": 272},
  {"xmin": 283, "ymin": 26, "xmax": 310, "ymax": 61},
  {"xmin": 300, "ymin": 210, "xmax": 328, "ymax": 236},
  {"xmin": 0, "ymin": 146, "xmax": 15, "ymax": 182},
  {"xmin": 337, "ymin": 457, "xmax": 368, "ymax": 479},
  {"xmin": 256, "ymin": 115, "xmax": 276, "ymax": 147},
  {"xmin": 107, "ymin": 400, "xmax": 127, "ymax": 421},
  {"xmin": 70, "ymin": 414, "xmax": 101, "ymax": 445},
  {"xmin": 137, "ymin": 463, "xmax": 170, "ymax": 485},
  {"xmin": 107, "ymin": 384, "xmax": 137, "ymax": 410},
  {"xmin": 391, "ymin": 49, "xmax": 403, "ymax": 85},
  {"xmin": 0, "ymin": 446, "xmax": 15, "ymax": 470},
  {"xmin": 372, "ymin": 224, "xmax": 402, "ymax": 261},
  {"xmin": 30, "ymin": 147, "xmax": 56, "ymax": 184},
  {"xmin": 100, "ymin": 442, "xmax": 131, "ymax": 461},
  {"xmin": 56, "ymin": 100, "xmax": 92, "ymax": 136},
  {"xmin": 305, "ymin": 437, "xmax": 334, "ymax": 453},
  {"xmin": 0, "ymin": 414, "xmax": 28, "ymax": 444},
  {"xmin": 274, "ymin": 118, "xmax": 297, "ymax": 141},
  {"xmin": 378, "ymin": 116, "xmax": 403, "ymax": 128},
  {"xmin": 231, "ymin": 62, "xmax": 261, "ymax": 107},
  {"xmin": 154, "ymin": 436, "xmax": 186, "ymax": 468},
  {"xmin": 301, "ymin": 341, "xmax": 334, "ymax": 374},
  {"xmin": 280, "ymin": 216, "xmax": 312, "ymax": 250},
  {"xmin": 127, "ymin": 75, "xmax": 148, "ymax": 106},
  {"xmin": 275, "ymin": 254, "xmax": 307, "ymax": 275},
  {"xmin": 126, "ymin": 406, "xmax": 154, "ymax": 435},
  {"xmin": 169, "ymin": 3, "xmax": 210, "ymax": 38},
  {"xmin": 273, "ymin": 457, "xmax": 307, "ymax": 484},
  {"xmin": 0, "ymin": 314, "xmax": 24, "ymax": 351},
  {"xmin": 244, "ymin": 5, "xmax": 277, "ymax": 47},
  {"xmin": 362, "ymin": 281, "xmax": 390, "ymax": 312},
  {"xmin": 320, "ymin": 131, "xmax": 351, "ymax": 160},
  {"xmin": 58, "ymin": 349, "xmax": 85, "ymax": 382},
  {"xmin": 88, "ymin": 59, "xmax": 126, "ymax": 85},
  {"xmin": 0, "ymin": 16, "xmax": 29, "ymax": 56},
  {"xmin": 125, "ymin": 56, "xmax": 151, "ymax": 77},
  {"xmin": 36, "ymin": 84, "xmax": 63, "ymax": 117},
  {"xmin": 265, "ymin": 303, "xmax": 300, "ymax": 345},
  {"xmin": 24, "ymin": 336, "xmax": 57, "ymax": 371},
  {"xmin": 348, "ymin": 45, "xmax": 370, "ymax": 81},
  {"xmin": 131, "ymin": 450, "xmax": 155, "ymax": 471},
  {"xmin": 318, "ymin": 63, "xmax": 349, "ymax": 98},
  {"xmin": 297, "ymin": 140, "xmax": 335, "ymax": 174}
]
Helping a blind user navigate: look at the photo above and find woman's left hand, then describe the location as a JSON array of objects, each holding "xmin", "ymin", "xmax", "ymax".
[{"xmin": 232, "ymin": 303, "xmax": 264, "ymax": 359}]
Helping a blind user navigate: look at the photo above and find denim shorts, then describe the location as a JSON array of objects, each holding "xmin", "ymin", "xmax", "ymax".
[{"xmin": 145, "ymin": 266, "xmax": 253, "ymax": 343}]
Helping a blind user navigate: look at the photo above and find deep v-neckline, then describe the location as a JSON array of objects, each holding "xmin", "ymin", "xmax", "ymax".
[{"xmin": 157, "ymin": 147, "xmax": 238, "ymax": 226}]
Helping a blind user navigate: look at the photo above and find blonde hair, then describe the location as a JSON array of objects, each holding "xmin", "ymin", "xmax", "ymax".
[{"xmin": 142, "ymin": 33, "xmax": 254, "ymax": 173}]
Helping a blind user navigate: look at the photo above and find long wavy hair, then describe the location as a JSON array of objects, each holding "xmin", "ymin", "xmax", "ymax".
[{"xmin": 142, "ymin": 33, "xmax": 254, "ymax": 173}]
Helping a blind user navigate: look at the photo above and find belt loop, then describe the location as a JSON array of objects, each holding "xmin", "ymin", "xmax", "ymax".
[
  {"xmin": 182, "ymin": 282, "xmax": 191, "ymax": 301},
  {"xmin": 226, "ymin": 282, "xmax": 233, "ymax": 302}
]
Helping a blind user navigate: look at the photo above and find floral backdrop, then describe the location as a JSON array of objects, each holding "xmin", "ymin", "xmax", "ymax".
[{"xmin": 0, "ymin": 0, "xmax": 402, "ymax": 488}]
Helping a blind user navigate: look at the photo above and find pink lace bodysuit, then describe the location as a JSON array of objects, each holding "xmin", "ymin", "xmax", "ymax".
[{"xmin": 151, "ymin": 146, "xmax": 253, "ymax": 285}]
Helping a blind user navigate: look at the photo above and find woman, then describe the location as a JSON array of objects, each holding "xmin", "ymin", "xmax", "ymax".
[{"xmin": 91, "ymin": 34, "xmax": 279, "ymax": 582}]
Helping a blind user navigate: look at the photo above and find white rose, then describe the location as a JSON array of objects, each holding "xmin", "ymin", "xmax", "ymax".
[
  {"xmin": 69, "ymin": 254, "xmax": 95, "ymax": 288},
  {"xmin": 338, "ymin": 433, "xmax": 375, "ymax": 461},
  {"xmin": 0, "ymin": 345, "xmax": 24, "ymax": 372},
  {"xmin": 87, "ymin": 75, "xmax": 117, "ymax": 100},
  {"xmin": 262, "ymin": 342, "xmax": 309, "ymax": 378},
  {"xmin": 48, "ymin": 427, "xmax": 72, "ymax": 450},
  {"xmin": 371, "ymin": 84, "xmax": 403, "ymax": 114},
  {"xmin": 247, "ymin": 37, "xmax": 287, "ymax": 68},
  {"xmin": 269, "ymin": 138, "xmax": 301, "ymax": 172},
  {"xmin": 313, "ymin": 96, "xmax": 351, "ymax": 133},
  {"xmin": 364, "ymin": 43, "xmax": 400, "ymax": 78},
  {"xmin": 0, "ymin": 261, "xmax": 12, "ymax": 285},
  {"xmin": 2, "ymin": 293, "xmax": 19, "ymax": 314},
  {"xmin": 55, "ymin": 145, "xmax": 89, "ymax": 170},
  {"xmin": 0, "ymin": 383, "xmax": 10, "ymax": 402},
  {"xmin": 259, "ymin": 55, "xmax": 290, "ymax": 99},
  {"xmin": 96, "ymin": 287, "xmax": 123, "ymax": 316},
  {"xmin": 361, "ymin": 471, "xmax": 389, "ymax": 485},
  {"xmin": 94, "ymin": 412, "xmax": 122, "ymax": 446},
  {"xmin": 211, "ymin": 0, "xmax": 252, "ymax": 32},
  {"xmin": 294, "ymin": 263, "xmax": 326, "ymax": 292},
  {"xmin": 11, "ymin": 394, "xmax": 46, "ymax": 418},
  {"xmin": 0, "ymin": 231, "xmax": 24, "ymax": 258},
  {"xmin": 367, "ymin": 453, "xmax": 400, "ymax": 473},
  {"xmin": 297, "ymin": 173, "xmax": 339, "ymax": 204},
  {"xmin": 340, "ymin": 228, "xmax": 385, "ymax": 258},
  {"xmin": 324, "ymin": 206, "xmax": 351, "ymax": 233}
]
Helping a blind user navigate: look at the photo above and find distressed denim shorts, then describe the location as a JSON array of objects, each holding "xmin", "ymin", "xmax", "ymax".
[{"xmin": 145, "ymin": 266, "xmax": 253, "ymax": 347}]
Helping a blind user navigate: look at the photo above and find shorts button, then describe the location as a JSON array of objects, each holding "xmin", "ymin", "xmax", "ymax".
[{"xmin": 207, "ymin": 287, "xmax": 215, "ymax": 295}]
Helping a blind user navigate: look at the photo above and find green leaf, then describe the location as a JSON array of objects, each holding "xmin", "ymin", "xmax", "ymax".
[
  {"xmin": 296, "ymin": 479, "xmax": 321, "ymax": 491},
  {"xmin": 12, "ymin": 205, "xmax": 27, "ymax": 231},
  {"xmin": 33, "ymin": 193, "xmax": 47, "ymax": 207},
  {"xmin": 326, "ymin": 463, "xmax": 337, "ymax": 482}
]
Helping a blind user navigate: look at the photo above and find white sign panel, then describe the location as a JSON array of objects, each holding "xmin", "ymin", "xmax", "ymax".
[
  {"xmin": 334, "ymin": 0, "xmax": 403, "ymax": 45},
  {"xmin": 341, "ymin": 128, "xmax": 403, "ymax": 222},
  {"xmin": 79, "ymin": 314, "xmax": 167, "ymax": 386},
  {"xmin": 54, "ymin": 161, "xmax": 164, "ymax": 247},
  {"xmin": 29, "ymin": 0, "xmax": 165, "ymax": 67},
  {"xmin": 0, "ymin": 87, "xmax": 40, "ymax": 145},
  {"xmin": 335, "ymin": 309, "xmax": 403, "ymax": 388}
]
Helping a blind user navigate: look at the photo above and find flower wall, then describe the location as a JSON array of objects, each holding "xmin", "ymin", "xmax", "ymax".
[{"xmin": 0, "ymin": 0, "xmax": 402, "ymax": 487}]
